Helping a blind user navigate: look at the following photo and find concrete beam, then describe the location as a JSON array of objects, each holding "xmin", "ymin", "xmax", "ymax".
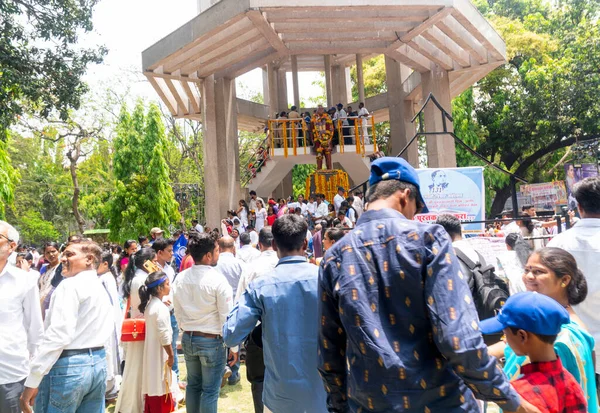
[
  {"xmin": 179, "ymin": 28, "xmax": 263, "ymax": 74},
  {"xmin": 436, "ymin": 15, "xmax": 488, "ymax": 64},
  {"xmin": 264, "ymin": 8, "xmax": 432, "ymax": 22},
  {"xmin": 386, "ymin": 45, "xmax": 431, "ymax": 73},
  {"xmin": 146, "ymin": 74, "xmax": 178, "ymax": 115},
  {"xmin": 217, "ymin": 48, "xmax": 284, "ymax": 79},
  {"xmin": 142, "ymin": 0, "xmax": 251, "ymax": 70},
  {"xmin": 251, "ymin": 0, "xmax": 452, "ymax": 7},
  {"xmin": 273, "ymin": 21, "xmax": 416, "ymax": 33},
  {"xmin": 197, "ymin": 38, "xmax": 271, "ymax": 77},
  {"xmin": 450, "ymin": 0, "xmax": 506, "ymax": 61},
  {"xmin": 246, "ymin": 10, "xmax": 289, "ymax": 53},
  {"xmin": 421, "ymin": 26, "xmax": 471, "ymax": 67},
  {"xmin": 277, "ymin": 66, "xmax": 289, "ymax": 110},
  {"xmin": 163, "ymin": 17, "xmax": 255, "ymax": 73},
  {"xmin": 400, "ymin": 7, "xmax": 453, "ymax": 42},
  {"xmin": 408, "ymin": 36, "xmax": 453, "ymax": 70},
  {"xmin": 281, "ymin": 31, "xmax": 398, "ymax": 42}
]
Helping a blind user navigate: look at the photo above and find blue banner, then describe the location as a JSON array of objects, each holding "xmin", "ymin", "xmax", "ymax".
[
  {"xmin": 173, "ymin": 233, "xmax": 188, "ymax": 270},
  {"xmin": 415, "ymin": 167, "xmax": 485, "ymax": 234}
]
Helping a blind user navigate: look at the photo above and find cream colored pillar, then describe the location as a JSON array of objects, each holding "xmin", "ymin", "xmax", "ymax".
[
  {"xmin": 267, "ymin": 63, "xmax": 279, "ymax": 117},
  {"xmin": 215, "ymin": 77, "xmax": 241, "ymax": 210},
  {"xmin": 291, "ymin": 55, "xmax": 300, "ymax": 110},
  {"xmin": 202, "ymin": 75, "xmax": 230, "ymax": 228},
  {"xmin": 422, "ymin": 64, "xmax": 457, "ymax": 168},
  {"xmin": 324, "ymin": 55, "xmax": 333, "ymax": 108},
  {"xmin": 356, "ymin": 54, "xmax": 366, "ymax": 104},
  {"xmin": 277, "ymin": 68, "xmax": 288, "ymax": 112},
  {"xmin": 385, "ymin": 56, "xmax": 419, "ymax": 166}
]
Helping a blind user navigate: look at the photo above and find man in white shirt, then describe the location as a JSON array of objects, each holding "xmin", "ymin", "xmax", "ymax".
[
  {"xmin": 313, "ymin": 193, "xmax": 329, "ymax": 223},
  {"xmin": 192, "ymin": 219, "xmax": 204, "ymax": 233},
  {"xmin": 0, "ymin": 221, "xmax": 43, "ymax": 413},
  {"xmin": 246, "ymin": 226, "xmax": 259, "ymax": 247},
  {"xmin": 333, "ymin": 187, "xmax": 345, "ymax": 213},
  {"xmin": 152, "ymin": 238, "xmax": 181, "ymax": 385},
  {"xmin": 353, "ymin": 190, "xmax": 364, "ymax": 217},
  {"xmin": 233, "ymin": 228, "xmax": 279, "ymax": 413},
  {"xmin": 174, "ymin": 232, "xmax": 237, "ymax": 411},
  {"xmin": 335, "ymin": 103, "xmax": 350, "ymax": 145},
  {"xmin": 358, "ymin": 102, "xmax": 370, "ymax": 143},
  {"xmin": 548, "ymin": 177, "xmax": 600, "ymax": 374},
  {"xmin": 20, "ymin": 239, "xmax": 112, "ymax": 413},
  {"xmin": 237, "ymin": 233, "xmax": 260, "ymax": 264}
]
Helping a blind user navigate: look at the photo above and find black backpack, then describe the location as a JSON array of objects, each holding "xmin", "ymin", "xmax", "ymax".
[{"xmin": 454, "ymin": 248, "xmax": 509, "ymax": 345}]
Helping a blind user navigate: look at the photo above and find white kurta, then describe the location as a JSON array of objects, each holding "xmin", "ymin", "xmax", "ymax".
[
  {"xmin": 115, "ymin": 269, "xmax": 148, "ymax": 413},
  {"xmin": 142, "ymin": 296, "xmax": 172, "ymax": 396}
]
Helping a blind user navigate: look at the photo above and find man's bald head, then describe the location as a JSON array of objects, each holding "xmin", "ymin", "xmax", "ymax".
[{"xmin": 219, "ymin": 236, "xmax": 235, "ymax": 252}]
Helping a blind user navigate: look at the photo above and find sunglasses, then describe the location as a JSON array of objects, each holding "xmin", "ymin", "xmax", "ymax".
[{"xmin": 0, "ymin": 233, "xmax": 14, "ymax": 243}]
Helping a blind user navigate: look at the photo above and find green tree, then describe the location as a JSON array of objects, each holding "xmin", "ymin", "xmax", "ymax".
[
  {"xmin": 108, "ymin": 103, "xmax": 181, "ymax": 241},
  {"xmin": 16, "ymin": 210, "xmax": 61, "ymax": 245},
  {"xmin": 0, "ymin": 136, "xmax": 20, "ymax": 219},
  {"xmin": 0, "ymin": 0, "xmax": 106, "ymax": 140}
]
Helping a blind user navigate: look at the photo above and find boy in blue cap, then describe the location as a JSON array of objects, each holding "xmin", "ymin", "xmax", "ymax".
[{"xmin": 481, "ymin": 292, "xmax": 587, "ymax": 413}]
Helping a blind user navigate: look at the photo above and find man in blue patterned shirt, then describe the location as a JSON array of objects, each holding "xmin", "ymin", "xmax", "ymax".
[{"xmin": 318, "ymin": 157, "xmax": 540, "ymax": 413}]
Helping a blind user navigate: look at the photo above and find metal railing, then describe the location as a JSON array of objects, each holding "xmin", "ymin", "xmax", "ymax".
[
  {"xmin": 267, "ymin": 115, "xmax": 378, "ymax": 158},
  {"xmin": 241, "ymin": 132, "xmax": 271, "ymax": 187}
]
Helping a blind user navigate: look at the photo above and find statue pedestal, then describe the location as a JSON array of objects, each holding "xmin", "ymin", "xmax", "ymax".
[{"xmin": 305, "ymin": 170, "xmax": 349, "ymax": 203}]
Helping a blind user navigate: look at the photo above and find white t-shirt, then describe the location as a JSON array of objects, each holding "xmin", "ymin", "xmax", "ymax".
[
  {"xmin": 194, "ymin": 224, "xmax": 204, "ymax": 233},
  {"xmin": 333, "ymin": 194, "xmax": 345, "ymax": 213},
  {"xmin": 255, "ymin": 208, "xmax": 267, "ymax": 231},
  {"xmin": 238, "ymin": 209, "xmax": 249, "ymax": 226}
]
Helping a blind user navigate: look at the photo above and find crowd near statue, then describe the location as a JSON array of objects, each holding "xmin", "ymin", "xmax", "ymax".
[{"xmin": 1, "ymin": 163, "xmax": 599, "ymax": 413}]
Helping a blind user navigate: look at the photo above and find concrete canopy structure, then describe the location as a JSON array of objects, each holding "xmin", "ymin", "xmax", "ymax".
[{"xmin": 142, "ymin": 0, "xmax": 506, "ymax": 227}]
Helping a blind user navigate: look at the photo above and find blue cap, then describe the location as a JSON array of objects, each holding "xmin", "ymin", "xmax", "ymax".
[
  {"xmin": 480, "ymin": 292, "xmax": 570, "ymax": 336},
  {"xmin": 369, "ymin": 157, "xmax": 428, "ymax": 213}
]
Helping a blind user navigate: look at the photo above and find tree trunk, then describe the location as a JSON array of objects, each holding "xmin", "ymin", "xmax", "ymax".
[
  {"xmin": 67, "ymin": 145, "xmax": 85, "ymax": 235},
  {"xmin": 490, "ymin": 184, "xmax": 513, "ymax": 217},
  {"xmin": 489, "ymin": 134, "xmax": 600, "ymax": 217}
]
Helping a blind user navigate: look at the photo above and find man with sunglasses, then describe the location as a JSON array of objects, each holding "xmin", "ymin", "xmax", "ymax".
[
  {"xmin": 0, "ymin": 221, "xmax": 44, "ymax": 413},
  {"xmin": 317, "ymin": 157, "xmax": 541, "ymax": 413}
]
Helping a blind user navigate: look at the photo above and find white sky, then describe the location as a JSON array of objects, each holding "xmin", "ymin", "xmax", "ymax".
[{"xmin": 82, "ymin": 0, "xmax": 322, "ymax": 108}]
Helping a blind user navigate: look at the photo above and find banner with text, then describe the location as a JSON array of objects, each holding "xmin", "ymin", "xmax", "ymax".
[
  {"xmin": 520, "ymin": 181, "xmax": 567, "ymax": 212},
  {"xmin": 416, "ymin": 167, "xmax": 485, "ymax": 233}
]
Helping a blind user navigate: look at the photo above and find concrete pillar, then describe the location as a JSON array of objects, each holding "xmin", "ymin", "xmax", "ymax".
[
  {"xmin": 277, "ymin": 68, "xmax": 288, "ymax": 112},
  {"xmin": 385, "ymin": 56, "xmax": 419, "ymax": 166},
  {"xmin": 332, "ymin": 64, "xmax": 350, "ymax": 106},
  {"xmin": 262, "ymin": 66, "xmax": 270, "ymax": 108},
  {"xmin": 291, "ymin": 56, "xmax": 300, "ymax": 110},
  {"xmin": 356, "ymin": 54, "xmax": 366, "ymax": 104},
  {"xmin": 345, "ymin": 67, "xmax": 353, "ymax": 103},
  {"xmin": 267, "ymin": 63, "xmax": 279, "ymax": 117},
  {"xmin": 202, "ymin": 75, "xmax": 230, "ymax": 228},
  {"xmin": 422, "ymin": 64, "xmax": 457, "ymax": 168},
  {"xmin": 324, "ymin": 55, "xmax": 333, "ymax": 108},
  {"xmin": 216, "ymin": 77, "xmax": 241, "ymax": 211}
]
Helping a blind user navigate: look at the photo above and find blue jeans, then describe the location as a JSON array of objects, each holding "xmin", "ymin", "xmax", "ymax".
[
  {"xmin": 182, "ymin": 334, "xmax": 226, "ymax": 413},
  {"xmin": 171, "ymin": 312, "xmax": 180, "ymax": 379},
  {"xmin": 35, "ymin": 348, "xmax": 107, "ymax": 413}
]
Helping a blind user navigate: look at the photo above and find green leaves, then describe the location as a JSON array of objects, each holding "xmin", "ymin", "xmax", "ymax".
[
  {"xmin": 108, "ymin": 103, "xmax": 181, "ymax": 241},
  {"xmin": 0, "ymin": 0, "xmax": 106, "ymax": 137}
]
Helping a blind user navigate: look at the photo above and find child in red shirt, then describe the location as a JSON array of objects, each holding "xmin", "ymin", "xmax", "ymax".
[{"xmin": 481, "ymin": 292, "xmax": 587, "ymax": 413}]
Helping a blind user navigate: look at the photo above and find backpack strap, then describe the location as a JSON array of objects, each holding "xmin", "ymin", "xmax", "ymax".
[{"xmin": 454, "ymin": 248, "xmax": 479, "ymax": 270}]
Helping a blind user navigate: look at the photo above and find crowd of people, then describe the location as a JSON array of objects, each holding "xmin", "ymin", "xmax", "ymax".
[{"xmin": 1, "ymin": 159, "xmax": 599, "ymax": 413}]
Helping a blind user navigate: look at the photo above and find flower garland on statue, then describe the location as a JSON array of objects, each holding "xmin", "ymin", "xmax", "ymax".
[{"xmin": 312, "ymin": 112, "xmax": 334, "ymax": 162}]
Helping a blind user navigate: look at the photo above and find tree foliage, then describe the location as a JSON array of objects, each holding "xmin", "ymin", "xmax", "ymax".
[
  {"xmin": 108, "ymin": 102, "xmax": 180, "ymax": 241},
  {"xmin": 0, "ymin": 0, "xmax": 106, "ymax": 140}
]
